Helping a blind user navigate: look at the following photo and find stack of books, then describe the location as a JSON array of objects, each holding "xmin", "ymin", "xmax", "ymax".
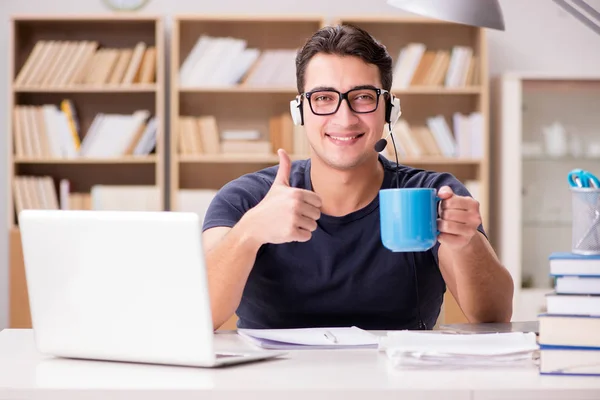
[{"xmin": 538, "ymin": 252, "xmax": 600, "ymax": 376}]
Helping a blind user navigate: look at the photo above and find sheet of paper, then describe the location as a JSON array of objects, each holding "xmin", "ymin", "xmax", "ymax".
[{"xmin": 238, "ymin": 326, "xmax": 379, "ymax": 350}]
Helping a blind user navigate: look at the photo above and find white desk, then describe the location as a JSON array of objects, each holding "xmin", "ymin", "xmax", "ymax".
[{"xmin": 1, "ymin": 329, "xmax": 599, "ymax": 400}]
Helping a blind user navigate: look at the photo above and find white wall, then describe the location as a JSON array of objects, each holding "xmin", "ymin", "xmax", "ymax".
[{"xmin": 1, "ymin": 0, "xmax": 599, "ymax": 330}]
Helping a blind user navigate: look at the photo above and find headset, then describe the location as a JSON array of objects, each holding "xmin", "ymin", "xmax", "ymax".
[{"xmin": 289, "ymin": 91, "xmax": 428, "ymax": 330}]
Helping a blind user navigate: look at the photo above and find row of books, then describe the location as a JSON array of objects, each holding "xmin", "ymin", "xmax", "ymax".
[
  {"xmin": 393, "ymin": 43, "xmax": 478, "ymax": 88},
  {"xmin": 176, "ymin": 113, "xmax": 309, "ymax": 156},
  {"xmin": 179, "ymin": 35, "xmax": 296, "ymax": 87},
  {"xmin": 380, "ymin": 112, "xmax": 483, "ymax": 159},
  {"xmin": 538, "ymin": 252, "xmax": 600, "ymax": 376},
  {"xmin": 13, "ymin": 178, "xmax": 161, "ymax": 215},
  {"xmin": 12, "ymin": 102, "xmax": 157, "ymax": 159},
  {"xmin": 12, "ymin": 178, "xmax": 217, "ymax": 227},
  {"xmin": 14, "ymin": 40, "xmax": 156, "ymax": 87}
]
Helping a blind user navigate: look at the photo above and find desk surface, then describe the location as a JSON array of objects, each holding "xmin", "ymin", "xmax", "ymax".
[{"xmin": 1, "ymin": 329, "xmax": 599, "ymax": 400}]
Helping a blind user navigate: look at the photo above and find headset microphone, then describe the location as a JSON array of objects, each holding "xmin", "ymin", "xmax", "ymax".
[{"xmin": 374, "ymin": 124, "xmax": 392, "ymax": 153}]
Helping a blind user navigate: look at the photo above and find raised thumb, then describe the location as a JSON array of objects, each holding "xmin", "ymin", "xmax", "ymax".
[{"xmin": 273, "ymin": 149, "xmax": 291, "ymax": 186}]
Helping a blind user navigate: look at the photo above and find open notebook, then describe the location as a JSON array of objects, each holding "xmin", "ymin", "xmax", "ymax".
[{"xmin": 238, "ymin": 327, "xmax": 380, "ymax": 350}]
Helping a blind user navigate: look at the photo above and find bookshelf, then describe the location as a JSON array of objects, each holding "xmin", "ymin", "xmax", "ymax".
[{"xmin": 7, "ymin": 15, "xmax": 165, "ymax": 328}]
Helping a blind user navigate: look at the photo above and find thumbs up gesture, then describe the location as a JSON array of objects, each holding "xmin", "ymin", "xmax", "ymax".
[{"xmin": 246, "ymin": 149, "xmax": 322, "ymax": 244}]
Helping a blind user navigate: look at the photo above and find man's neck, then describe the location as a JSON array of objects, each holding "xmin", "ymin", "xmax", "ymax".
[{"xmin": 310, "ymin": 154, "xmax": 384, "ymax": 217}]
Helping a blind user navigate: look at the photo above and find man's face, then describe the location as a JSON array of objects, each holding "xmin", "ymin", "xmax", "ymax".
[{"xmin": 302, "ymin": 54, "xmax": 387, "ymax": 171}]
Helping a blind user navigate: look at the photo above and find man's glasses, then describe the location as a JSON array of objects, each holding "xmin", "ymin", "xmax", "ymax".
[{"xmin": 300, "ymin": 87, "xmax": 389, "ymax": 116}]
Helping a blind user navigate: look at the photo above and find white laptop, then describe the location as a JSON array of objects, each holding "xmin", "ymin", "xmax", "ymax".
[{"xmin": 18, "ymin": 209, "xmax": 285, "ymax": 367}]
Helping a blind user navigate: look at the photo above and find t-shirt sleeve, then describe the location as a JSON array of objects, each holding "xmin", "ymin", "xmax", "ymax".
[
  {"xmin": 425, "ymin": 172, "xmax": 488, "ymax": 266},
  {"xmin": 202, "ymin": 174, "xmax": 271, "ymax": 232}
]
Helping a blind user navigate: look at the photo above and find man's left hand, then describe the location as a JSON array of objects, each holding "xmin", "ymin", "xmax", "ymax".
[{"xmin": 436, "ymin": 186, "xmax": 482, "ymax": 250}]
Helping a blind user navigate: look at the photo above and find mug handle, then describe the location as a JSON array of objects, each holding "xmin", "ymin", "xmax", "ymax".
[{"xmin": 435, "ymin": 196, "xmax": 442, "ymax": 236}]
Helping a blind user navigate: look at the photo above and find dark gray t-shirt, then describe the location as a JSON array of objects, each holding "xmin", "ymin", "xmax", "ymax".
[{"xmin": 202, "ymin": 155, "xmax": 484, "ymax": 330}]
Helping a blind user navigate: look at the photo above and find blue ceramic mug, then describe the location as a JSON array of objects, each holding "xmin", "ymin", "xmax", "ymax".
[{"xmin": 379, "ymin": 188, "xmax": 441, "ymax": 252}]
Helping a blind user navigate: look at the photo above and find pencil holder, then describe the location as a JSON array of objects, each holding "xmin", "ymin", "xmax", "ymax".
[{"xmin": 571, "ymin": 187, "xmax": 600, "ymax": 255}]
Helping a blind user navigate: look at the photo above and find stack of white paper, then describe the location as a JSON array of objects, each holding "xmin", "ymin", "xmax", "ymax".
[{"xmin": 379, "ymin": 331, "xmax": 539, "ymax": 368}]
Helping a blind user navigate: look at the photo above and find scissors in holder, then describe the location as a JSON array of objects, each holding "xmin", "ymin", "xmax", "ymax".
[
  {"xmin": 568, "ymin": 169, "xmax": 600, "ymax": 188},
  {"xmin": 568, "ymin": 169, "xmax": 600, "ymax": 252}
]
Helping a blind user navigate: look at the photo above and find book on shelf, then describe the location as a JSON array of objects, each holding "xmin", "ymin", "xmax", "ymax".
[
  {"xmin": 178, "ymin": 35, "xmax": 295, "ymax": 87},
  {"xmin": 538, "ymin": 252, "xmax": 600, "ymax": 376},
  {"xmin": 13, "ymin": 101, "xmax": 157, "ymax": 159},
  {"xmin": 379, "ymin": 113, "xmax": 482, "ymax": 159},
  {"xmin": 392, "ymin": 43, "xmax": 478, "ymax": 89},
  {"xmin": 14, "ymin": 40, "xmax": 156, "ymax": 87}
]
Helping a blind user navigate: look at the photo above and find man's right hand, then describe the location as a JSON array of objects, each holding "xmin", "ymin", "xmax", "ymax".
[{"xmin": 244, "ymin": 149, "xmax": 322, "ymax": 245}]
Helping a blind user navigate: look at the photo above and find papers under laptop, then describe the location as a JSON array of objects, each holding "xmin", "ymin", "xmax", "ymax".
[{"xmin": 238, "ymin": 327, "xmax": 379, "ymax": 349}]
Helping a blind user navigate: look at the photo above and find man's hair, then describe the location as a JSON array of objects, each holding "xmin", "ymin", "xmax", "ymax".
[{"xmin": 295, "ymin": 24, "xmax": 393, "ymax": 94}]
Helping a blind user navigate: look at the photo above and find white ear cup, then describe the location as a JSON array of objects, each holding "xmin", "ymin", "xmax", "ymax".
[
  {"xmin": 289, "ymin": 99, "xmax": 303, "ymax": 126},
  {"xmin": 389, "ymin": 96, "xmax": 401, "ymax": 126}
]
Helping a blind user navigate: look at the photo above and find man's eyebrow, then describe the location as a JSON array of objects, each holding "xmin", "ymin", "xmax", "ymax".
[{"xmin": 307, "ymin": 84, "xmax": 379, "ymax": 92}]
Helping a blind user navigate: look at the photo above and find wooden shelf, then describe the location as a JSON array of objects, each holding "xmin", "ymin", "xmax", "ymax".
[
  {"xmin": 8, "ymin": 15, "xmax": 166, "ymax": 330},
  {"xmin": 13, "ymin": 85, "xmax": 157, "ymax": 93},
  {"xmin": 13, "ymin": 156, "xmax": 158, "ymax": 164}
]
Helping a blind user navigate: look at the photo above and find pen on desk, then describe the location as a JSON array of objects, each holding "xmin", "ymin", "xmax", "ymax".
[{"xmin": 324, "ymin": 330, "xmax": 338, "ymax": 344}]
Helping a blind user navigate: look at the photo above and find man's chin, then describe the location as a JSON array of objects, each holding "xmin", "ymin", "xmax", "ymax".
[{"xmin": 318, "ymin": 152, "xmax": 375, "ymax": 171}]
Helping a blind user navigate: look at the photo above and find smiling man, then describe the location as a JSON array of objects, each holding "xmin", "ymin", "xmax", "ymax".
[{"xmin": 201, "ymin": 24, "xmax": 514, "ymax": 330}]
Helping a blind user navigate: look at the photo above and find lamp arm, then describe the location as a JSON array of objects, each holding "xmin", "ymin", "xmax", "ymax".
[{"xmin": 553, "ymin": 0, "xmax": 600, "ymax": 36}]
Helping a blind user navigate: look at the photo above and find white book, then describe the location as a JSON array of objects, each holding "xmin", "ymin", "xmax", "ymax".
[
  {"xmin": 79, "ymin": 114, "xmax": 105, "ymax": 157},
  {"xmin": 246, "ymin": 51, "xmax": 279, "ymax": 86},
  {"xmin": 179, "ymin": 35, "xmax": 212, "ymax": 86},
  {"xmin": 452, "ymin": 112, "xmax": 471, "ymax": 158},
  {"xmin": 41, "ymin": 105, "xmax": 63, "ymax": 157},
  {"xmin": 133, "ymin": 117, "xmax": 158, "ymax": 155},
  {"xmin": 221, "ymin": 129, "xmax": 261, "ymax": 140},
  {"xmin": 396, "ymin": 43, "xmax": 426, "ymax": 88},
  {"xmin": 209, "ymin": 37, "xmax": 247, "ymax": 85},
  {"xmin": 224, "ymin": 48, "xmax": 260, "ymax": 85},
  {"xmin": 392, "ymin": 46, "xmax": 408, "ymax": 84},
  {"xmin": 59, "ymin": 179, "xmax": 70, "ymax": 210},
  {"xmin": 444, "ymin": 46, "xmax": 464, "ymax": 87},
  {"xmin": 56, "ymin": 110, "xmax": 78, "ymax": 158},
  {"xmin": 186, "ymin": 37, "xmax": 226, "ymax": 86},
  {"xmin": 469, "ymin": 112, "xmax": 484, "ymax": 158},
  {"xmin": 546, "ymin": 294, "xmax": 600, "ymax": 316},
  {"xmin": 426, "ymin": 116, "xmax": 455, "ymax": 157}
]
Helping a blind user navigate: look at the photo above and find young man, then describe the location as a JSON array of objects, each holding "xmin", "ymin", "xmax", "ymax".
[{"xmin": 202, "ymin": 25, "xmax": 514, "ymax": 330}]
